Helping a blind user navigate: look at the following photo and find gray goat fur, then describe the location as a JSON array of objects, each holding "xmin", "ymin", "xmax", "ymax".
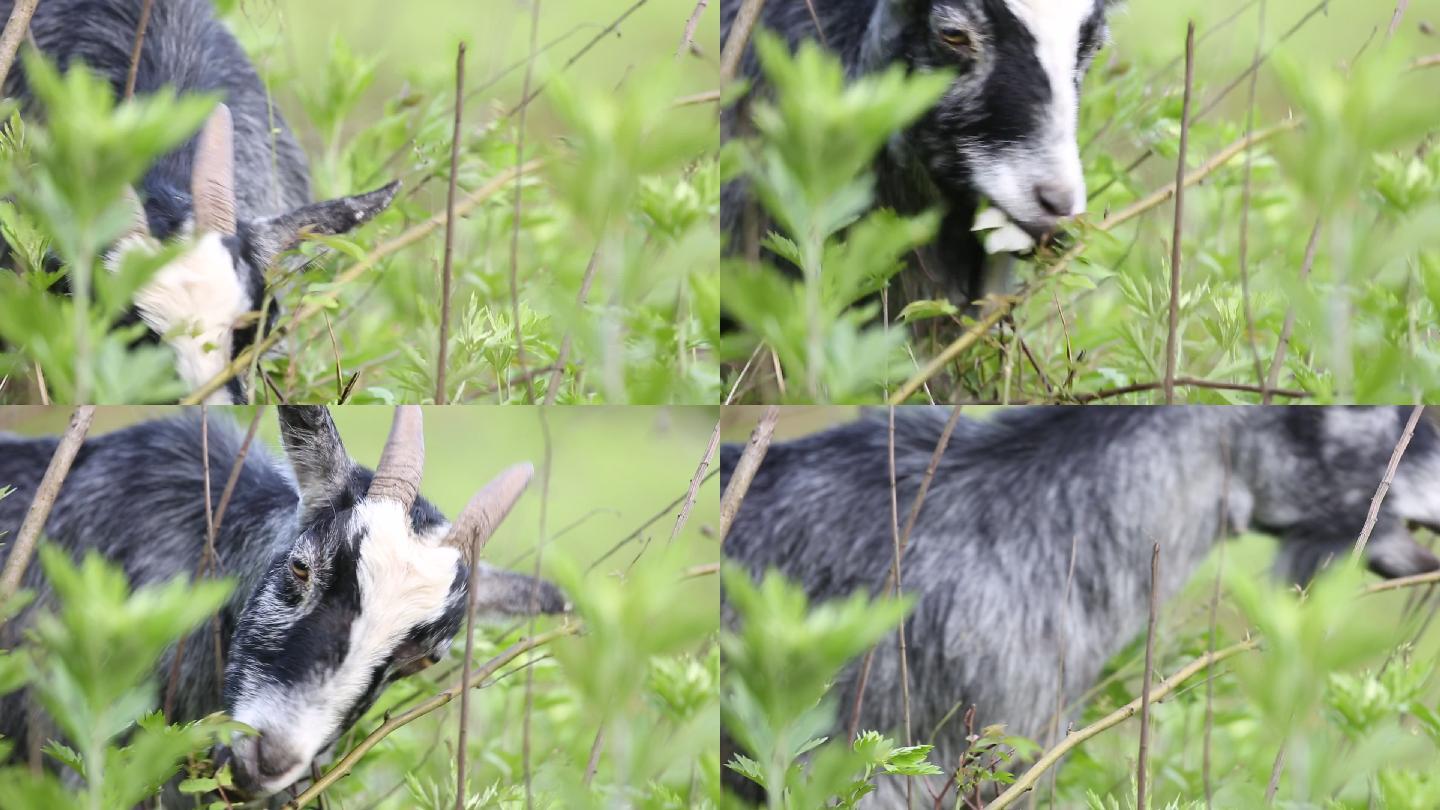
[{"xmin": 721, "ymin": 406, "xmax": 1440, "ymax": 805}]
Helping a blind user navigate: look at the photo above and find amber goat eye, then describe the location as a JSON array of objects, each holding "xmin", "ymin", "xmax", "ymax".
[
  {"xmin": 290, "ymin": 558, "xmax": 310, "ymax": 583},
  {"xmin": 939, "ymin": 26, "xmax": 971, "ymax": 50}
]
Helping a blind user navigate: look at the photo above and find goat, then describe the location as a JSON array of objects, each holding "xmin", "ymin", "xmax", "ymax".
[
  {"xmin": 0, "ymin": 406, "xmax": 567, "ymax": 800},
  {"xmin": 721, "ymin": 0, "xmax": 1111, "ymax": 304},
  {"xmin": 0, "ymin": 0, "xmax": 399, "ymax": 404},
  {"xmin": 721, "ymin": 406, "xmax": 1440, "ymax": 806}
]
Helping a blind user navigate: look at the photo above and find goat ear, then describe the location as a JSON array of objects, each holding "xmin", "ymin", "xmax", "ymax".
[
  {"xmin": 1365, "ymin": 529, "xmax": 1440, "ymax": 579},
  {"xmin": 463, "ymin": 563, "xmax": 570, "ymax": 619},
  {"xmin": 276, "ymin": 406, "xmax": 355, "ymax": 520},
  {"xmin": 247, "ymin": 181, "xmax": 400, "ymax": 268}
]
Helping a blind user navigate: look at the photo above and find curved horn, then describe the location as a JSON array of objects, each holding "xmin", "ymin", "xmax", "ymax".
[
  {"xmin": 443, "ymin": 463, "xmax": 534, "ymax": 565},
  {"xmin": 121, "ymin": 186, "xmax": 151, "ymax": 241},
  {"xmin": 368, "ymin": 405, "xmax": 425, "ymax": 511},
  {"xmin": 192, "ymin": 103, "xmax": 237, "ymax": 236}
]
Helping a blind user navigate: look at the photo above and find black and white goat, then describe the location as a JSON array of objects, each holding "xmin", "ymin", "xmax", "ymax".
[
  {"xmin": 1, "ymin": 0, "xmax": 399, "ymax": 403},
  {"xmin": 722, "ymin": 407, "xmax": 1440, "ymax": 806},
  {"xmin": 722, "ymin": 0, "xmax": 1110, "ymax": 302},
  {"xmin": 0, "ymin": 406, "xmax": 566, "ymax": 799}
]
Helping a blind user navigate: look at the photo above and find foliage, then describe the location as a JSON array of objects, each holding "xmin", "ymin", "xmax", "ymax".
[
  {"xmin": 0, "ymin": 548, "xmax": 238, "ymax": 810},
  {"xmin": 720, "ymin": 34, "xmax": 948, "ymax": 403},
  {"xmin": 722, "ymin": 2, "xmax": 1440, "ymax": 403},
  {"xmin": 0, "ymin": 1, "xmax": 719, "ymax": 404},
  {"xmin": 720, "ymin": 565, "xmax": 944, "ymax": 807}
]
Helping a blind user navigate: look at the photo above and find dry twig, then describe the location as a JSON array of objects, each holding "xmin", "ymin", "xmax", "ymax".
[
  {"xmin": 0, "ymin": 405, "xmax": 95, "ymax": 609},
  {"xmin": 436, "ymin": 43, "xmax": 466, "ymax": 405},
  {"xmin": 718, "ymin": 407, "xmax": 779, "ymax": 544},
  {"xmin": 1163, "ymin": 23, "xmax": 1197, "ymax": 404}
]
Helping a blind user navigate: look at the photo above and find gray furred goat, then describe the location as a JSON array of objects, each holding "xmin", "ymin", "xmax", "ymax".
[
  {"xmin": 0, "ymin": 406, "xmax": 566, "ymax": 800},
  {"xmin": 0, "ymin": 0, "xmax": 399, "ymax": 404},
  {"xmin": 721, "ymin": 406, "xmax": 1440, "ymax": 806}
]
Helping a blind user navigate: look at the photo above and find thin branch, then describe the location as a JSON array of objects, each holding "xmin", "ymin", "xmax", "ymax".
[
  {"xmin": 717, "ymin": 406, "xmax": 779, "ymax": 544},
  {"xmin": 719, "ymin": 0, "xmax": 766, "ymax": 85},
  {"xmin": 181, "ymin": 159, "xmax": 544, "ymax": 404},
  {"xmin": 587, "ymin": 468, "xmax": 722, "ymax": 572},
  {"xmin": 1264, "ymin": 743, "xmax": 1286, "ymax": 804},
  {"xmin": 436, "ymin": 43, "xmax": 466, "ymax": 406},
  {"xmin": 1354, "ymin": 406, "xmax": 1425, "ymax": 558},
  {"xmin": 0, "ymin": 405, "xmax": 94, "ymax": 609},
  {"xmin": 1068, "ymin": 377, "xmax": 1308, "ymax": 404},
  {"xmin": 1135, "ymin": 543, "xmax": 1161, "ymax": 810},
  {"xmin": 282, "ymin": 625, "xmax": 580, "ymax": 810},
  {"xmin": 888, "ymin": 119, "xmax": 1300, "ymax": 404},
  {"xmin": 677, "ymin": 0, "xmax": 709, "ymax": 57},
  {"xmin": 985, "ymin": 639, "xmax": 1261, "ymax": 810},
  {"xmin": 1237, "ymin": 1, "xmax": 1268, "ymax": 393},
  {"xmin": 0, "ymin": 0, "xmax": 41, "ymax": 91},
  {"xmin": 884, "ymin": 407, "xmax": 913, "ymax": 809},
  {"xmin": 1203, "ymin": 442, "xmax": 1231, "ymax": 810},
  {"xmin": 123, "ymin": 0, "xmax": 153, "ymax": 100},
  {"xmin": 521, "ymin": 409, "xmax": 553, "ymax": 809},
  {"xmin": 850, "ymin": 406, "xmax": 962, "ymax": 741},
  {"xmin": 582, "ymin": 726, "xmax": 604, "ymax": 786},
  {"xmin": 1262, "ymin": 218, "xmax": 1322, "ymax": 403},
  {"xmin": 670, "ymin": 421, "xmax": 720, "ymax": 543},
  {"xmin": 508, "ymin": 3, "xmax": 541, "ymax": 405},
  {"xmin": 503, "ymin": 0, "xmax": 649, "ymax": 118},
  {"xmin": 1164, "ymin": 23, "xmax": 1197, "ymax": 405}
]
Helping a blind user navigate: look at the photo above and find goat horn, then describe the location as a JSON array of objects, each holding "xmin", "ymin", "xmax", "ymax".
[
  {"xmin": 368, "ymin": 405, "xmax": 424, "ymax": 511},
  {"xmin": 443, "ymin": 463, "xmax": 534, "ymax": 565},
  {"xmin": 192, "ymin": 103, "xmax": 237, "ymax": 236},
  {"xmin": 121, "ymin": 186, "xmax": 150, "ymax": 241}
]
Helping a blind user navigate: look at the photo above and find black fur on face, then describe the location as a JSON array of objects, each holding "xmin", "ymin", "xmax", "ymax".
[
  {"xmin": 218, "ymin": 407, "xmax": 568, "ymax": 798},
  {"xmin": 881, "ymin": 0, "xmax": 1109, "ymax": 235}
]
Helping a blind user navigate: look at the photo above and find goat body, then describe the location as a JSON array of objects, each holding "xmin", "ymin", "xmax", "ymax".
[{"xmin": 721, "ymin": 406, "xmax": 1440, "ymax": 805}]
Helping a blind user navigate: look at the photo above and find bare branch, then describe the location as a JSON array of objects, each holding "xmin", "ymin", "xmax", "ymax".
[
  {"xmin": 718, "ymin": 406, "xmax": 779, "ymax": 544},
  {"xmin": 1354, "ymin": 405, "xmax": 1425, "ymax": 558},
  {"xmin": 123, "ymin": 0, "xmax": 153, "ymax": 100},
  {"xmin": 720, "ymin": 0, "xmax": 766, "ymax": 85},
  {"xmin": 1135, "ymin": 542, "xmax": 1161, "ymax": 809},
  {"xmin": 0, "ymin": 405, "xmax": 95, "ymax": 610},
  {"xmin": 1163, "ymin": 23, "xmax": 1197, "ymax": 405},
  {"xmin": 510, "ymin": 2, "xmax": 542, "ymax": 405},
  {"xmin": 671, "ymin": 421, "xmax": 720, "ymax": 543},
  {"xmin": 0, "ymin": 0, "xmax": 41, "ymax": 91},
  {"xmin": 436, "ymin": 43, "xmax": 466, "ymax": 405}
]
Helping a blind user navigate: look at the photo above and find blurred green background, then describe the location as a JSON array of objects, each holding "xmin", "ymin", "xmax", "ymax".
[
  {"xmin": 3, "ymin": 406, "xmax": 721, "ymax": 589},
  {"xmin": 231, "ymin": 0, "xmax": 718, "ymax": 144}
]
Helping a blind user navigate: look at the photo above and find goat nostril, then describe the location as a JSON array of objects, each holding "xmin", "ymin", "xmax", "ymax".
[{"xmin": 1033, "ymin": 181, "xmax": 1077, "ymax": 219}]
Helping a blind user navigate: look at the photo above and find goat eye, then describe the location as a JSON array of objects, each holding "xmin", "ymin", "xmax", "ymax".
[
  {"xmin": 938, "ymin": 26, "xmax": 972, "ymax": 50},
  {"xmin": 290, "ymin": 558, "xmax": 310, "ymax": 583}
]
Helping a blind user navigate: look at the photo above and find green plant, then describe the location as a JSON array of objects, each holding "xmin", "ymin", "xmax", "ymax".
[
  {"xmin": 0, "ymin": 547, "xmax": 238, "ymax": 810},
  {"xmin": 720, "ymin": 565, "xmax": 943, "ymax": 807}
]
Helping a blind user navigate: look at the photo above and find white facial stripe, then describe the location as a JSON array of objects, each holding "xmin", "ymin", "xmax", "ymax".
[
  {"xmin": 230, "ymin": 502, "xmax": 461, "ymax": 795},
  {"xmin": 116, "ymin": 231, "xmax": 251, "ymax": 404},
  {"xmin": 971, "ymin": 0, "xmax": 1095, "ymax": 229}
]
